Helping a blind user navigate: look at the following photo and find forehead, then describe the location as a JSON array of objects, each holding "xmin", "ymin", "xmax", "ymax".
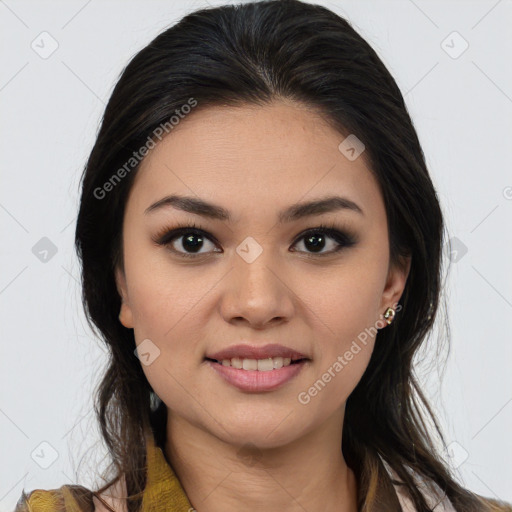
[{"xmin": 128, "ymin": 101, "xmax": 383, "ymax": 222}]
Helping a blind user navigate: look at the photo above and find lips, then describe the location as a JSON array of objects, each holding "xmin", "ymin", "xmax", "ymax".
[
  {"xmin": 205, "ymin": 343, "xmax": 310, "ymax": 362},
  {"xmin": 206, "ymin": 358, "xmax": 308, "ymax": 392}
]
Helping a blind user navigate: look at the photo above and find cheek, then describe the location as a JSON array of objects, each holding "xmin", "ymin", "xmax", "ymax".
[
  {"xmin": 123, "ymin": 256, "xmax": 211, "ymax": 394},
  {"xmin": 128, "ymin": 275, "xmax": 206, "ymax": 414},
  {"xmin": 299, "ymin": 261, "xmax": 385, "ymax": 398},
  {"xmin": 124, "ymin": 244, "xmax": 205, "ymax": 340},
  {"xmin": 303, "ymin": 262, "xmax": 385, "ymax": 343},
  {"xmin": 129, "ymin": 277, "xmax": 206, "ymax": 362}
]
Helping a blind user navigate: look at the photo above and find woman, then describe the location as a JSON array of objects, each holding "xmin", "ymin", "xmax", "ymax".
[{"xmin": 15, "ymin": 1, "xmax": 511, "ymax": 511}]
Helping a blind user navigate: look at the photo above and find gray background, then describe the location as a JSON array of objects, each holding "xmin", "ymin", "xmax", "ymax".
[{"xmin": 1, "ymin": 0, "xmax": 511, "ymax": 510}]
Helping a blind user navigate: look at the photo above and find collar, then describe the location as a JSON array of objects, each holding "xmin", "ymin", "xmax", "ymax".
[{"xmin": 141, "ymin": 430, "xmax": 194, "ymax": 511}]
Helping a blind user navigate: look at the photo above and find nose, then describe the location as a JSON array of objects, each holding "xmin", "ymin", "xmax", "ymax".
[{"xmin": 218, "ymin": 246, "xmax": 295, "ymax": 329}]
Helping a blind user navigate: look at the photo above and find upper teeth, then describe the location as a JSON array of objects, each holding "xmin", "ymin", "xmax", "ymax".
[{"xmin": 219, "ymin": 357, "xmax": 293, "ymax": 371}]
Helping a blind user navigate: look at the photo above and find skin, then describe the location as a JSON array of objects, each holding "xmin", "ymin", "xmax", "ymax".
[{"xmin": 115, "ymin": 99, "xmax": 411, "ymax": 512}]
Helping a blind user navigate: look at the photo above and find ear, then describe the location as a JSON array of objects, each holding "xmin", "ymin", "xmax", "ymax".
[
  {"xmin": 115, "ymin": 265, "xmax": 134, "ymax": 329},
  {"xmin": 377, "ymin": 254, "xmax": 411, "ymax": 328}
]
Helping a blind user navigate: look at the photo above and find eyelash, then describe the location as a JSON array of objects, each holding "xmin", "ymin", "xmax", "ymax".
[{"xmin": 152, "ymin": 221, "xmax": 357, "ymax": 259}]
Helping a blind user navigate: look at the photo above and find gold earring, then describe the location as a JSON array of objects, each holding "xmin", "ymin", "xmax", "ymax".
[{"xmin": 383, "ymin": 307, "xmax": 396, "ymax": 325}]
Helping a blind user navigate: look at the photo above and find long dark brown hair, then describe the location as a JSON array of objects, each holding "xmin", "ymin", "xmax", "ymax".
[{"xmin": 72, "ymin": 1, "xmax": 510, "ymax": 511}]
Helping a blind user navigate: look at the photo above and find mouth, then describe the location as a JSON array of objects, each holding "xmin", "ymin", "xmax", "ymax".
[
  {"xmin": 203, "ymin": 343, "xmax": 311, "ymax": 391},
  {"xmin": 204, "ymin": 356, "xmax": 310, "ymax": 392},
  {"xmin": 204, "ymin": 342, "xmax": 310, "ymax": 366},
  {"xmin": 204, "ymin": 356, "xmax": 309, "ymax": 370}
]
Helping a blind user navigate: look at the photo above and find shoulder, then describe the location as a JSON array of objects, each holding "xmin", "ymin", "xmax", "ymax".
[
  {"xmin": 14, "ymin": 477, "xmax": 128, "ymax": 512},
  {"xmin": 390, "ymin": 467, "xmax": 512, "ymax": 512},
  {"xmin": 474, "ymin": 496, "xmax": 512, "ymax": 511},
  {"xmin": 383, "ymin": 460, "xmax": 455, "ymax": 511},
  {"xmin": 14, "ymin": 485, "xmax": 95, "ymax": 512},
  {"xmin": 393, "ymin": 480, "xmax": 456, "ymax": 512}
]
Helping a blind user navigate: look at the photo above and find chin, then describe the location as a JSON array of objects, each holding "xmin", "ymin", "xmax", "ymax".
[{"xmin": 211, "ymin": 413, "xmax": 307, "ymax": 451}]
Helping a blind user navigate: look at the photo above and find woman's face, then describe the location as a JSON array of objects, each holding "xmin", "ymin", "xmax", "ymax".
[{"xmin": 115, "ymin": 100, "xmax": 410, "ymax": 448}]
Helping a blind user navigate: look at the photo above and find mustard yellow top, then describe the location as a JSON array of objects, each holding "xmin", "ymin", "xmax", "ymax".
[{"xmin": 15, "ymin": 431, "xmax": 194, "ymax": 512}]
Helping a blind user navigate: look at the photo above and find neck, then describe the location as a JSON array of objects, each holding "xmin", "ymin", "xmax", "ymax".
[{"xmin": 164, "ymin": 407, "xmax": 358, "ymax": 512}]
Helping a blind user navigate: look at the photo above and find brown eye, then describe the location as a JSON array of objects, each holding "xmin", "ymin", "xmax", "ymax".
[
  {"xmin": 156, "ymin": 227, "xmax": 221, "ymax": 258},
  {"xmin": 291, "ymin": 225, "xmax": 357, "ymax": 256}
]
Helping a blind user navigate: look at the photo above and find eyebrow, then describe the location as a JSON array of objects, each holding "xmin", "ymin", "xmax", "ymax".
[{"xmin": 144, "ymin": 194, "xmax": 364, "ymax": 222}]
